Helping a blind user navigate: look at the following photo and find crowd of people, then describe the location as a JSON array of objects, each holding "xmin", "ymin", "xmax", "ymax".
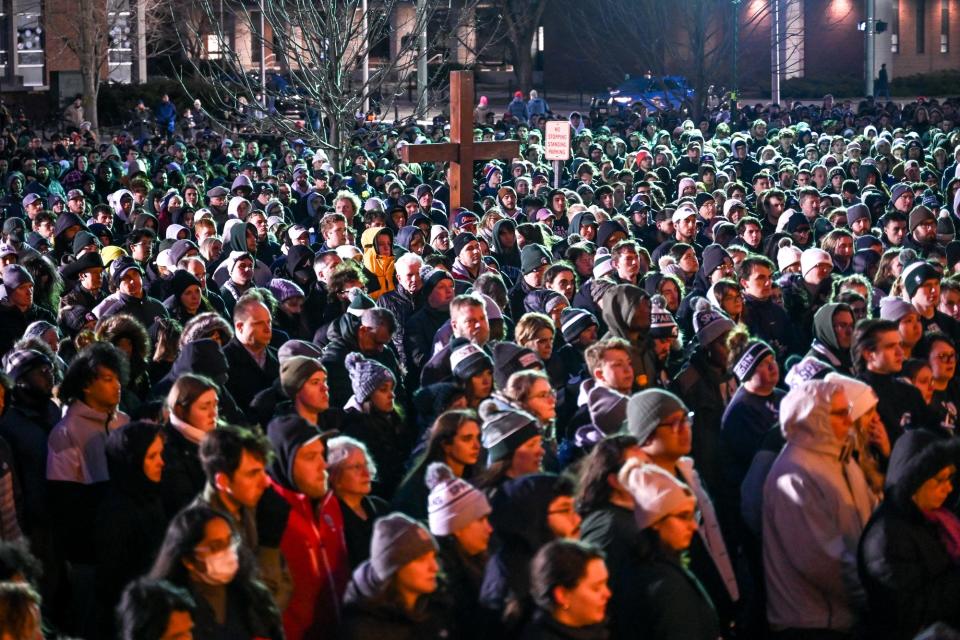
[{"xmin": 0, "ymin": 89, "xmax": 958, "ymax": 640}]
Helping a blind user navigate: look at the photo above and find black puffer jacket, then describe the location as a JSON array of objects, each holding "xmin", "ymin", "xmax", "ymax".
[{"xmin": 857, "ymin": 429, "xmax": 960, "ymax": 640}]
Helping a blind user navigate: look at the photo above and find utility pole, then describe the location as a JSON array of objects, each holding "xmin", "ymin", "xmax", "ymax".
[
  {"xmin": 770, "ymin": 0, "xmax": 781, "ymax": 105},
  {"xmin": 259, "ymin": 0, "xmax": 266, "ymax": 98},
  {"xmin": 416, "ymin": 0, "xmax": 429, "ymax": 118},
  {"xmin": 865, "ymin": 0, "xmax": 875, "ymax": 97},
  {"xmin": 362, "ymin": 0, "xmax": 370, "ymax": 113},
  {"xmin": 732, "ymin": 0, "xmax": 741, "ymax": 120}
]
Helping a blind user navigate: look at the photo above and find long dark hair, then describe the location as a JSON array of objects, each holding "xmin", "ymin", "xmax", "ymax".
[
  {"xmin": 148, "ymin": 506, "xmax": 280, "ymax": 635},
  {"xmin": 575, "ymin": 435, "xmax": 639, "ymax": 516},
  {"xmin": 401, "ymin": 409, "xmax": 480, "ymax": 486}
]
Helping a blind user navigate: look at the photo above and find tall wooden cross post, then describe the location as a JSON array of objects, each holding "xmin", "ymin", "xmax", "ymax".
[{"xmin": 399, "ymin": 71, "xmax": 520, "ymax": 212}]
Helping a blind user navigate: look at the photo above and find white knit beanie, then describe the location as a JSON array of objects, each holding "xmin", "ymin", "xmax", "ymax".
[{"xmin": 618, "ymin": 457, "xmax": 697, "ymax": 530}]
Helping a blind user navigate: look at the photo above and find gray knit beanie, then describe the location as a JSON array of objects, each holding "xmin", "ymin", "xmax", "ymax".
[
  {"xmin": 370, "ymin": 513, "xmax": 438, "ymax": 581},
  {"xmin": 346, "ymin": 352, "xmax": 396, "ymax": 403},
  {"xmin": 479, "ymin": 397, "xmax": 539, "ymax": 462},
  {"xmin": 280, "ymin": 356, "xmax": 325, "ymax": 399},
  {"xmin": 626, "ymin": 388, "xmax": 688, "ymax": 444}
]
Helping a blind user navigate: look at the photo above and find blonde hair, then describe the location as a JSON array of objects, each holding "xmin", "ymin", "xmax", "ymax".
[{"xmin": 515, "ymin": 312, "xmax": 554, "ymax": 346}]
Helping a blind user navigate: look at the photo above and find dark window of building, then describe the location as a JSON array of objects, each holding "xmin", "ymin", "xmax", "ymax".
[
  {"xmin": 941, "ymin": 0, "xmax": 948, "ymax": 53},
  {"xmin": 917, "ymin": 0, "xmax": 925, "ymax": 54},
  {"xmin": 891, "ymin": 0, "xmax": 899, "ymax": 53}
]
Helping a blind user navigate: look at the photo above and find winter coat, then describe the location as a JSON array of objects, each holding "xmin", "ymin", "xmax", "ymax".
[
  {"xmin": 857, "ymin": 430, "xmax": 960, "ymax": 640},
  {"xmin": 805, "ymin": 302, "xmax": 854, "ymax": 374},
  {"xmin": 762, "ymin": 381, "xmax": 876, "ymax": 632},
  {"xmin": 92, "ymin": 291, "xmax": 168, "ymax": 330},
  {"xmin": 606, "ymin": 535, "xmax": 719, "ymax": 640},
  {"xmin": 742, "ymin": 294, "xmax": 797, "ymax": 362},
  {"xmin": 46, "ymin": 401, "xmax": 130, "ymax": 485},
  {"xmin": 185, "ymin": 580, "xmax": 284, "ymax": 640},
  {"xmin": 341, "ymin": 562, "xmax": 454, "ymax": 640},
  {"xmin": 0, "ymin": 400, "xmax": 59, "ymax": 532},
  {"xmin": 0, "ymin": 302, "xmax": 56, "ymax": 357},
  {"xmin": 158, "ymin": 421, "xmax": 206, "ymax": 517},
  {"xmin": 322, "ymin": 314, "xmax": 404, "ymax": 408},
  {"xmin": 857, "ymin": 370, "xmax": 927, "ymax": 444},
  {"xmin": 379, "ymin": 283, "xmax": 423, "ymax": 372},
  {"xmin": 672, "ymin": 348, "xmax": 736, "ymax": 499},
  {"xmin": 520, "ymin": 610, "xmax": 609, "ymax": 640},
  {"xmin": 479, "ymin": 474, "xmax": 564, "ymax": 634},
  {"xmin": 343, "ymin": 406, "xmax": 416, "ymax": 500},
  {"xmin": 434, "ymin": 534, "xmax": 489, "ymax": 640},
  {"xmin": 339, "ymin": 495, "xmax": 389, "ymax": 569},
  {"xmin": 404, "ymin": 304, "xmax": 450, "ymax": 381},
  {"xmin": 222, "ymin": 337, "xmax": 280, "ymax": 422}
]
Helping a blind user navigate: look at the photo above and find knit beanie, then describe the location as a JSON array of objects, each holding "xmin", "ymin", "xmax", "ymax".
[
  {"xmin": 733, "ymin": 341, "xmax": 775, "ymax": 383},
  {"xmin": 560, "ymin": 308, "xmax": 598, "ymax": 344},
  {"xmin": 478, "ymin": 293, "xmax": 503, "ymax": 321},
  {"xmin": 169, "ymin": 270, "xmax": 201, "ymax": 300},
  {"xmin": 100, "ymin": 245, "xmax": 127, "ymax": 267},
  {"xmin": 845, "ymin": 203, "xmax": 871, "ymax": 228},
  {"xmin": 800, "ymin": 247, "xmax": 832, "ymax": 276},
  {"xmin": 908, "ymin": 205, "xmax": 936, "ymax": 232},
  {"xmin": 449, "ymin": 339, "xmax": 493, "ymax": 381},
  {"xmin": 692, "ymin": 298, "xmax": 735, "ymax": 346},
  {"xmin": 618, "ymin": 457, "xmax": 697, "ymax": 531},
  {"xmin": 879, "ymin": 296, "xmax": 916, "ymax": 322},
  {"xmin": 452, "ymin": 232, "xmax": 478, "ymax": 258},
  {"xmin": 345, "ymin": 352, "xmax": 396, "ymax": 403},
  {"xmin": 900, "ymin": 260, "xmax": 941, "ymax": 298},
  {"xmin": 425, "ymin": 462, "xmax": 491, "ymax": 536},
  {"xmin": 430, "ymin": 225, "xmax": 449, "ymax": 245},
  {"xmin": 280, "ymin": 355, "xmax": 325, "ymax": 399},
  {"xmin": 2, "ymin": 264, "xmax": 33, "ymax": 292},
  {"xmin": 278, "ymin": 339, "xmax": 324, "ymax": 362},
  {"xmin": 72, "ymin": 230, "xmax": 100, "ymax": 255},
  {"xmin": 701, "ymin": 244, "xmax": 730, "ymax": 277},
  {"xmin": 592, "ymin": 252, "xmax": 615, "ymax": 279},
  {"xmin": 492, "ymin": 341, "xmax": 543, "ymax": 390},
  {"xmin": 346, "ymin": 289, "xmax": 377, "ymax": 317},
  {"xmin": 648, "ymin": 295, "xmax": 678, "ymax": 339},
  {"xmin": 824, "ymin": 372, "xmax": 878, "ymax": 421},
  {"xmin": 3, "ymin": 348, "xmax": 51, "ymax": 381},
  {"xmin": 479, "ymin": 397, "xmax": 539, "ymax": 463},
  {"xmin": 169, "ymin": 239, "xmax": 199, "ymax": 266},
  {"xmin": 269, "ymin": 278, "xmax": 305, "ymax": 303},
  {"xmin": 521, "ymin": 243, "xmax": 552, "ymax": 275},
  {"xmin": 370, "ymin": 513, "xmax": 438, "ymax": 582},
  {"xmin": 784, "ymin": 355, "xmax": 834, "ymax": 389},
  {"xmin": 421, "ymin": 266, "xmax": 454, "ymax": 300},
  {"xmin": 776, "ymin": 240, "xmax": 803, "ymax": 272},
  {"xmin": 938, "ymin": 215, "xmax": 956, "ymax": 237},
  {"xmin": 626, "ymin": 388, "xmax": 688, "ymax": 445},
  {"xmin": 587, "ymin": 384, "xmax": 629, "ymax": 434}
]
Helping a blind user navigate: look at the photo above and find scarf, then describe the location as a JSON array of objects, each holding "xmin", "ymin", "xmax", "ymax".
[
  {"xmin": 923, "ymin": 507, "xmax": 960, "ymax": 563},
  {"xmin": 170, "ymin": 412, "xmax": 209, "ymax": 445}
]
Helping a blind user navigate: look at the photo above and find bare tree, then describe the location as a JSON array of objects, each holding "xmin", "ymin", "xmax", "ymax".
[
  {"xmin": 487, "ymin": 0, "xmax": 549, "ymax": 93},
  {"xmin": 46, "ymin": 0, "xmax": 165, "ymax": 134},
  {"xmin": 171, "ymin": 0, "xmax": 479, "ymax": 167}
]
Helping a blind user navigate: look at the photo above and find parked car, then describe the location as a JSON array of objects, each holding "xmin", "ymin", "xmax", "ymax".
[{"xmin": 592, "ymin": 75, "xmax": 695, "ymax": 115}]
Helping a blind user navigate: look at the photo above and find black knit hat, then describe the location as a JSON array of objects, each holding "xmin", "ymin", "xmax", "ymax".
[
  {"xmin": 701, "ymin": 244, "xmax": 730, "ymax": 277},
  {"xmin": 560, "ymin": 308, "xmax": 598, "ymax": 344},
  {"xmin": 449, "ymin": 338, "xmax": 493, "ymax": 381},
  {"xmin": 492, "ymin": 341, "xmax": 543, "ymax": 390},
  {"xmin": 479, "ymin": 397, "xmax": 539, "ymax": 462},
  {"xmin": 520, "ymin": 243, "xmax": 552, "ymax": 275},
  {"xmin": 452, "ymin": 232, "xmax": 479, "ymax": 258},
  {"xmin": 169, "ymin": 270, "xmax": 201, "ymax": 300}
]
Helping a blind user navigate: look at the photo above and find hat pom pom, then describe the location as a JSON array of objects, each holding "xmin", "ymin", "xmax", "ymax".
[
  {"xmin": 694, "ymin": 296, "xmax": 713, "ymax": 313},
  {"xmin": 657, "ymin": 255, "xmax": 677, "ymax": 271},
  {"xmin": 345, "ymin": 352, "xmax": 363, "ymax": 373},
  {"xmin": 425, "ymin": 462, "xmax": 455, "ymax": 490},
  {"xmin": 650, "ymin": 294, "xmax": 667, "ymax": 308},
  {"xmin": 778, "ymin": 237, "xmax": 794, "ymax": 249}
]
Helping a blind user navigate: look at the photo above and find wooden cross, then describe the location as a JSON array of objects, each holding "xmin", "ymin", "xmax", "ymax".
[{"xmin": 399, "ymin": 70, "xmax": 520, "ymax": 212}]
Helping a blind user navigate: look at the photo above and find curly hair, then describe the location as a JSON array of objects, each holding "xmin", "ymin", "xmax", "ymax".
[{"xmin": 58, "ymin": 342, "xmax": 129, "ymax": 406}]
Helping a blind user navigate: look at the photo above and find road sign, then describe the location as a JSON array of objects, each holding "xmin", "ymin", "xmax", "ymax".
[{"xmin": 544, "ymin": 120, "xmax": 571, "ymax": 161}]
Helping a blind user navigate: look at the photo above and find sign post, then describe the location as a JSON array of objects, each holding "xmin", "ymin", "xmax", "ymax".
[{"xmin": 544, "ymin": 120, "xmax": 571, "ymax": 189}]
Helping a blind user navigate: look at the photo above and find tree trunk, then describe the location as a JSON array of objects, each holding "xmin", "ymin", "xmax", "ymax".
[
  {"xmin": 82, "ymin": 70, "xmax": 99, "ymax": 136},
  {"xmin": 513, "ymin": 45, "xmax": 533, "ymax": 94}
]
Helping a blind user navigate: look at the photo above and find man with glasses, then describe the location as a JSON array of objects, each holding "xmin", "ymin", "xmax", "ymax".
[
  {"xmin": 902, "ymin": 260, "xmax": 960, "ymax": 343},
  {"xmin": 903, "ymin": 205, "xmax": 942, "ymax": 257},
  {"xmin": 626, "ymin": 388, "xmax": 739, "ymax": 628}
]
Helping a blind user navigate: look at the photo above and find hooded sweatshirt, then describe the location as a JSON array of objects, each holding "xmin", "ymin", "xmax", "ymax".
[
  {"xmin": 762, "ymin": 380, "xmax": 876, "ymax": 632},
  {"xmin": 361, "ymin": 227, "xmax": 396, "ymax": 300},
  {"xmin": 266, "ymin": 415, "xmax": 350, "ymax": 640},
  {"xmin": 806, "ymin": 303, "xmax": 854, "ymax": 374},
  {"xmin": 600, "ymin": 284, "xmax": 656, "ymax": 390}
]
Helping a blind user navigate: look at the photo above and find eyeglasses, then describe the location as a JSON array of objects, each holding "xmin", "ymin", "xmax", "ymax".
[
  {"xmin": 195, "ymin": 534, "xmax": 240, "ymax": 556},
  {"xmin": 528, "ymin": 391, "xmax": 556, "ymax": 401},
  {"xmin": 657, "ymin": 411, "xmax": 694, "ymax": 432},
  {"xmin": 935, "ymin": 352, "xmax": 957, "ymax": 363},
  {"xmin": 665, "ymin": 510, "xmax": 697, "ymax": 523},
  {"xmin": 548, "ymin": 506, "xmax": 578, "ymax": 517}
]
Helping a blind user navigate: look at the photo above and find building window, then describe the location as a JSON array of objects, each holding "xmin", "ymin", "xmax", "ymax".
[
  {"xmin": 15, "ymin": 0, "xmax": 44, "ymax": 86},
  {"xmin": 891, "ymin": 0, "xmax": 899, "ymax": 53},
  {"xmin": 107, "ymin": 0, "xmax": 133, "ymax": 84},
  {"xmin": 251, "ymin": 11, "xmax": 262, "ymax": 64},
  {"xmin": 941, "ymin": 0, "xmax": 948, "ymax": 52},
  {"xmin": 916, "ymin": 0, "xmax": 925, "ymax": 53}
]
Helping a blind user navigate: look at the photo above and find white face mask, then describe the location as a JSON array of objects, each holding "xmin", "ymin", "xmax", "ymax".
[{"xmin": 196, "ymin": 545, "xmax": 239, "ymax": 585}]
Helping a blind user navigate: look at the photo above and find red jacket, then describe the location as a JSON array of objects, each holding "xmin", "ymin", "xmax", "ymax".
[{"xmin": 268, "ymin": 479, "xmax": 350, "ymax": 640}]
